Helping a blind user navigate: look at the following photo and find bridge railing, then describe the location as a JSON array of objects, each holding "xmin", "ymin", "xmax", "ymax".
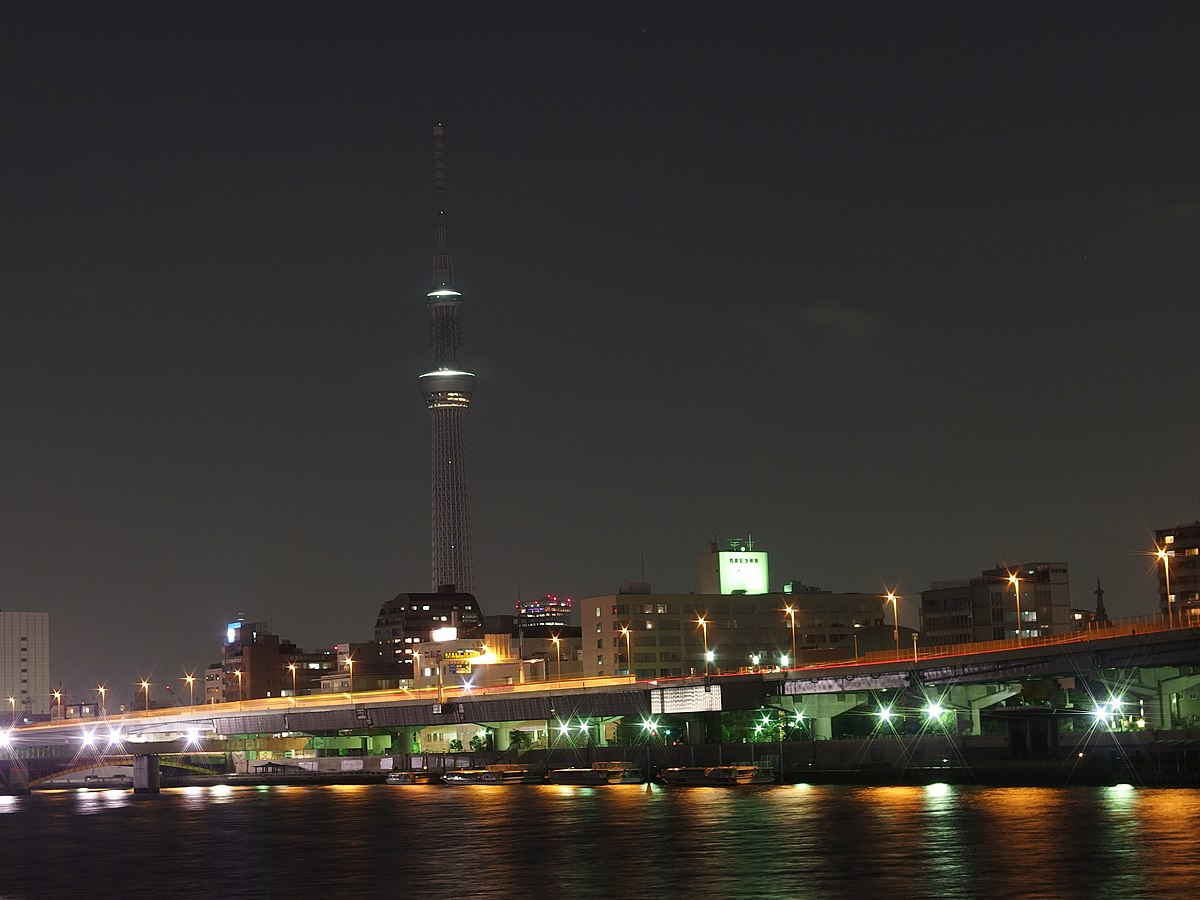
[{"xmin": 829, "ymin": 609, "xmax": 1194, "ymax": 671}]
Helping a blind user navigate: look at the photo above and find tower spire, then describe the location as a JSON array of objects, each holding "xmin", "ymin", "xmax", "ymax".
[{"xmin": 433, "ymin": 123, "xmax": 453, "ymax": 288}]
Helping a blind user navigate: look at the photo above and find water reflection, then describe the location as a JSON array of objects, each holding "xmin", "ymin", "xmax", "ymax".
[{"xmin": 0, "ymin": 784, "xmax": 1195, "ymax": 898}]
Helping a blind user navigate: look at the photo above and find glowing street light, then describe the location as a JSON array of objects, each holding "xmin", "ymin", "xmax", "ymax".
[
  {"xmin": 1008, "ymin": 572, "xmax": 1023, "ymax": 642},
  {"xmin": 52, "ymin": 690, "xmax": 62, "ymax": 719},
  {"xmin": 233, "ymin": 670, "xmax": 243, "ymax": 707},
  {"xmin": 347, "ymin": 657, "xmax": 355, "ymax": 704},
  {"xmin": 6, "ymin": 696, "xmax": 15, "ymax": 723},
  {"xmin": 140, "ymin": 679, "xmax": 150, "ymax": 711},
  {"xmin": 697, "ymin": 617, "xmax": 710, "ymax": 676},
  {"xmin": 97, "ymin": 685, "xmax": 106, "ymax": 717},
  {"xmin": 783, "ymin": 605, "xmax": 797, "ymax": 668},
  {"xmin": 287, "ymin": 662, "xmax": 298, "ymax": 700},
  {"xmin": 551, "ymin": 634, "xmax": 562, "ymax": 682},
  {"xmin": 184, "ymin": 673, "xmax": 195, "ymax": 709},
  {"xmin": 620, "ymin": 626, "xmax": 633, "ymax": 678},
  {"xmin": 886, "ymin": 591, "xmax": 900, "ymax": 653},
  {"xmin": 1157, "ymin": 547, "xmax": 1175, "ymax": 626}
]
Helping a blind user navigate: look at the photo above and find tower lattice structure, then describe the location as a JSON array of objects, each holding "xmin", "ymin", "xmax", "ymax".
[{"xmin": 418, "ymin": 124, "xmax": 475, "ymax": 594}]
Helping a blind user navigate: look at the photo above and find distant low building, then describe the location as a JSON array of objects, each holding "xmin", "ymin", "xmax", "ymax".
[
  {"xmin": 220, "ymin": 619, "xmax": 335, "ymax": 701},
  {"xmin": 581, "ymin": 584, "xmax": 888, "ymax": 679},
  {"xmin": 920, "ymin": 563, "xmax": 1072, "ymax": 646},
  {"xmin": 374, "ymin": 589, "xmax": 484, "ymax": 678}
]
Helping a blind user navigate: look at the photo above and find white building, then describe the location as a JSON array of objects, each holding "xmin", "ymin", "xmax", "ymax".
[{"xmin": 1, "ymin": 611, "xmax": 50, "ymax": 718}]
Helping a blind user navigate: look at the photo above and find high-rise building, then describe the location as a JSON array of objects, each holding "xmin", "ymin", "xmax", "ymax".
[
  {"xmin": 1155, "ymin": 521, "xmax": 1200, "ymax": 622},
  {"xmin": 0, "ymin": 611, "xmax": 50, "ymax": 719},
  {"xmin": 418, "ymin": 124, "xmax": 475, "ymax": 594}
]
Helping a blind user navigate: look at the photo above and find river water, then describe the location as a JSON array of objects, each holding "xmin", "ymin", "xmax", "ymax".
[{"xmin": 0, "ymin": 783, "xmax": 1195, "ymax": 898}]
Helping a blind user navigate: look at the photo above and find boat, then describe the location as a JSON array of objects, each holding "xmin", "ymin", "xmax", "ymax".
[
  {"xmin": 442, "ymin": 765, "xmax": 530, "ymax": 785},
  {"xmin": 658, "ymin": 764, "xmax": 776, "ymax": 786},
  {"xmin": 546, "ymin": 762, "xmax": 645, "ymax": 785},
  {"xmin": 386, "ymin": 770, "xmax": 441, "ymax": 785}
]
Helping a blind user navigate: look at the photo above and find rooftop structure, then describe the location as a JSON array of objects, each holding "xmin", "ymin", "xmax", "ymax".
[{"xmin": 374, "ymin": 589, "xmax": 484, "ymax": 678}]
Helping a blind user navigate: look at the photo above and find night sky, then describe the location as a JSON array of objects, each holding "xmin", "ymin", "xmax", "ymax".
[{"xmin": 3, "ymin": 3, "xmax": 1198, "ymax": 701}]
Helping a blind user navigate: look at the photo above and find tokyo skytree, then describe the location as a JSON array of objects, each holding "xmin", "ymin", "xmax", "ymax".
[{"xmin": 417, "ymin": 124, "xmax": 475, "ymax": 594}]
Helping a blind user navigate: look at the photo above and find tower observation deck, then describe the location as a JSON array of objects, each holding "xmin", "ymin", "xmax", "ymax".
[{"xmin": 419, "ymin": 124, "xmax": 475, "ymax": 594}]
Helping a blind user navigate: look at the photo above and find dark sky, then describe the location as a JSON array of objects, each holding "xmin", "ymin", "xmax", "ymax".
[{"xmin": 2, "ymin": 2, "xmax": 1198, "ymax": 701}]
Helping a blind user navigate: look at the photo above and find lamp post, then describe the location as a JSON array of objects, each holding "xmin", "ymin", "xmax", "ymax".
[
  {"xmin": 8, "ymin": 695, "xmax": 15, "ymax": 723},
  {"xmin": 912, "ymin": 632, "xmax": 919, "ymax": 662},
  {"xmin": 183, "ymin": 674, "xmax": 195, "ymax": 709},
  {"xmin": 1008, "ymin": 572, "xmax": 1023, "ymax": 643},
  {"xmin": 784, "ymin": 605, "xmax": 797, "ymax": 668},
  {"xmin": 886, "ymin": 591, "xmax": 900, "ymax": 653},
  {"xmin": 347, "ymin": 657, "xmax": 355, "ymax": 704},
  {"xmin": 620, "ymin": 626, "xmax": 633, "ymax": 678},
  {"xmin": 697, "ymin": 617, "xmax": 710, "ymax": 676},
  {"xmin": 53, "ymin": 690, "xmax": 62, "ymax": 720},
  {"xmin": 140, "ymin": 680, "xmax": 150, "ymax": 712},
  {"xmin": 97, "ymin": 685, "xmax": 106, "ymax": 717},
  {"xmin": 234, "ymin": 670, "xmax": 243, "ymax": 708},
  {"xmin": 551, "ymin": 634, "xmax": 562, "ymax": 682},
  {"xmin": 1158, "ymin": 548, "xmax": 1174, "ymax": 626},
  {"xmin": 287, "ymin": 662, "xmax": 298, "ymax": 700}
]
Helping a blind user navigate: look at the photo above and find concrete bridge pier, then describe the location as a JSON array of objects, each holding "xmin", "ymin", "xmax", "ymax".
[
  {"xmin": 946, "ymin": 684, "xmax": 1021, "ymax": 736},
  {"xmin": 133, "ymin": 754, "xmax": 160, "ymax": 794},
  {"xmin": 780, "ymin": 693, "xmax": 866, "ymax": 740},
  {"xmin": 2, "ymin": 764, "xmax": 30, "ymax": 796}
]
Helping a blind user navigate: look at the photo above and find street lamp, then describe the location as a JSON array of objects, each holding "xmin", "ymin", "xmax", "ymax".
[
  {"xmin": 886, "ymin": 591, "xmax": 900, "ymax": 653},
  {"xmin": 1158, "ymin": 547, "xmax": 1174, "ymax": 626},
  {"xmin": 783, "ymin": 605, "xmax": 797, "ymax": 668},
  {"xmin": 287, "ymin": 662, "xmax": 298, "ymax": 700},
  {"xmin": 620, "ymin": 626, "xmax": 633, "ymax": 678},
  {"xmin": 551, "ymin": 634, "xmax": 562, "ymax": 682},
  {"xmin": 184, "ymin": 673, "xmax": 195, "ymax": 708},
  {"xmin": 140, "ymin": 680, "xmax": 150, "ymax": 712},
  {"xmin": 7, "ymin": 696, "xmax": 15, "ymax": 724},
  {"xmin": 347, "ymin": 657, "xmax": 355, "ymax": 704},
  {"xmin": 697, "ymin": 617, "xmax": 710, "ymax": 676},
  {"xmin": 1008, "ymin": 572, "xmax": 1023, "ymax": 643},
  {"xmin": 52, "ymin": 690, "xmax": 62, "ymax": 719},
  {"xmin": 97, "ymin": 685, "xmax": 106, "ymax": 717},
  {"xmin": 233, "ymin": 670, "xmax": 243, "ymax": 707}
]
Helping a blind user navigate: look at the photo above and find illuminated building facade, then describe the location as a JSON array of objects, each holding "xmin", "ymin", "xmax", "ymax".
[
  {"xmin": 0, "ymin": 611, "xmax": 49, "ymax": 719},
  {"xmin": 919, "ymin": 563, "xmax": 1072, "ymax": 646},
  {"xmin": 419, "ymin": 124, "xmax": 475, "ymax": 594},
  {"xmin": 516, "ymin": 595, "xmax": 574, "ymax": 628},
  {"xmin": 1155, "ymin": 521, "xmax": 1200, "ymax": 621},
  {"xmin": 698, "ymin": 537, "xmax": 770, "ymax": 595},
  {"xmin": 374, "ymin": 589, "xmax": 484, "ymax": 678}
]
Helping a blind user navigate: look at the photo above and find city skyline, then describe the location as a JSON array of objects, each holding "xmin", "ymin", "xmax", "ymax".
[{"xmin": 2, "ymin": 4, "xmax": 1197, "ymax": 692}]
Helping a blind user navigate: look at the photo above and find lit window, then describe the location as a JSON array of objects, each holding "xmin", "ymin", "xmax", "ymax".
[{"xmin": 1165, "ymin": 535, "xmax": 1174, "ymax": 544}]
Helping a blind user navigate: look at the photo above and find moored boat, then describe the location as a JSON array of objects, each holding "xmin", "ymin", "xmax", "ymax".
[
  {"xmin": 546, "ymin": 762, "xmax": 644, "ymax": 785},
  {"xmin": 442, "ymin": 765, "xmax": 529, "ymax": 785},
  {"xmin": 386, "ymin": 770, "xmax": 441, "ymax": 785},
  {"xmin": 658, "ymin": 764, "xmax": 776, "ymax": 786}
]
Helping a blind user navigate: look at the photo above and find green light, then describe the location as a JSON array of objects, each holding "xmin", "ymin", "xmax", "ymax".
[
  {"xmin": 925, "ymin": 702, "xmax": 944, "ymax": 718},
  {"xmin": 878, "ymin": 707, "xmax": 893, "ymax": 722}
]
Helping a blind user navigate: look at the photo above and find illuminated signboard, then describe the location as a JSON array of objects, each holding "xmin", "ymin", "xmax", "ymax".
[
  {"xmin": 441, "ymin": 650, "xmax": 479, "ymax": 661},
  {"xmin": 650, "ymin": 684, "xmax": 723, "ymax": 714},
  {"xmin": 718, "ymin": 551, "xmax": 769, "ymax": 594},
  {"xmin": 226, "ymin": 622, "xmax": 241, "ymax": 644}
]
